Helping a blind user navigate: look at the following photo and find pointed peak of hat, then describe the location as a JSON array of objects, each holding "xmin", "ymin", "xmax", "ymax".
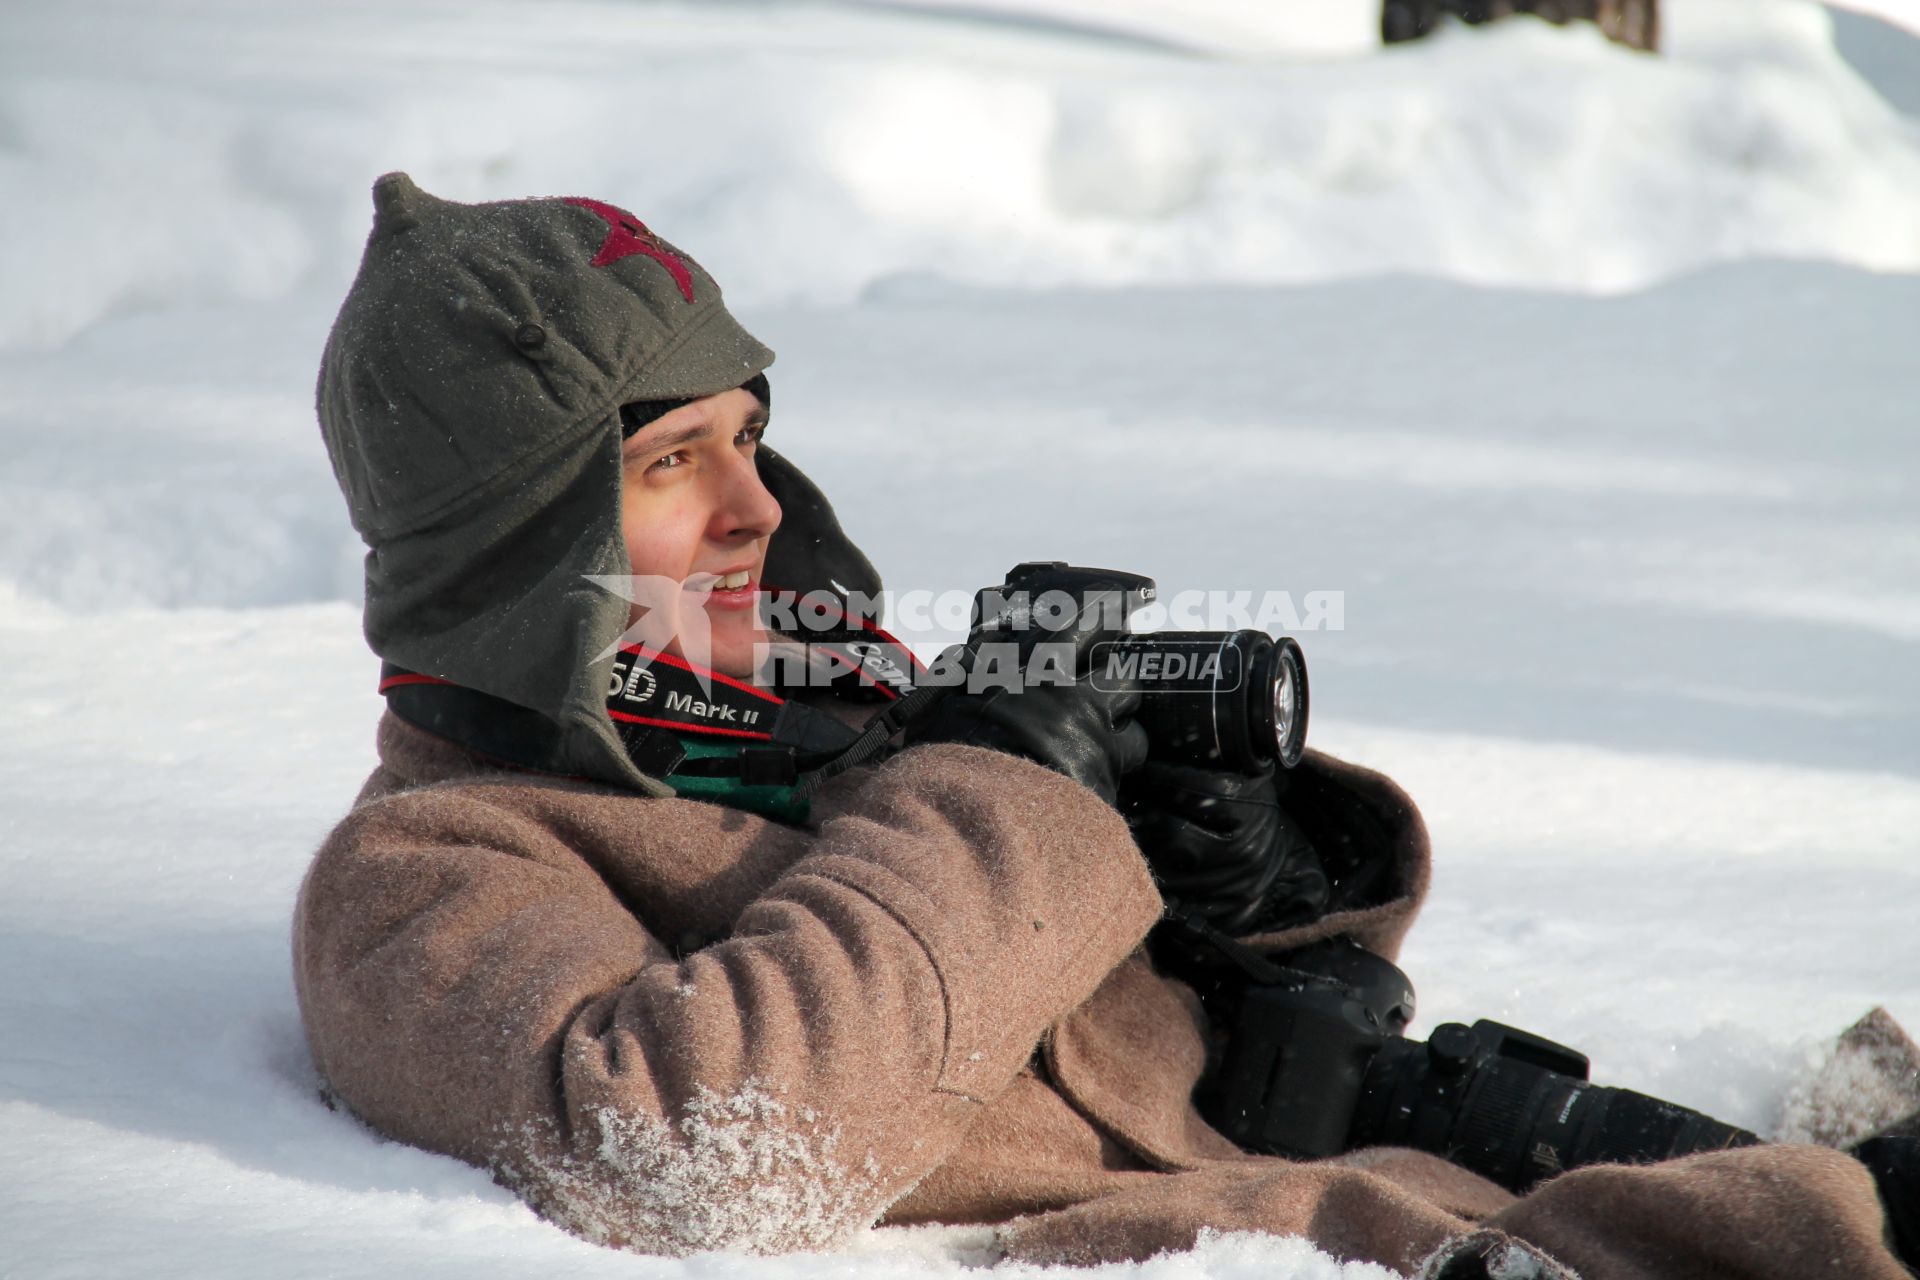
[{"xmin": 369, "ymin": 171, "xmax": 449, "ymax": 240}]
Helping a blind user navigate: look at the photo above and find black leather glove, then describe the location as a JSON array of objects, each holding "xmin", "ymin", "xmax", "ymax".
[
  {"xmin": 905, "ymin": 629, "xmax": 1148, "ymax": 807},
  {"xmin": 1126, "ymin": 762, "xmax": 1329, "ymax": 935}
]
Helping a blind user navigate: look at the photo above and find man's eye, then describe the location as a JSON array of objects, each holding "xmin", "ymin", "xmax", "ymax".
[
  {"xmin": 647, "ymin": 451, "xmax": 687, "ymax": 473},
  {"xmin": 737, "ymin": 423, "xmax": 765, "ymax": 448}
]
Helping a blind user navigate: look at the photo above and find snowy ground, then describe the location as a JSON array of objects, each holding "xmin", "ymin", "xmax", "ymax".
[{"xmin": 3, "ymin": 1, "xmax": 1919, "ymax": 1276}]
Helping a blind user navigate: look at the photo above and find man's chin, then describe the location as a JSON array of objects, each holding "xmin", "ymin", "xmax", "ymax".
[
  {"xmin": 708, "ymin": 655, "xmax": 761, "ymax": 681},
  {"xmin": 705, "ymin": 629, "xmax": 770, "ymax": 682}
]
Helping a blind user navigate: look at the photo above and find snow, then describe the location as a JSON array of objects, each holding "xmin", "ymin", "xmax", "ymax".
[
  {"xmin": 511, "ymin": 1083, "xmax": 893, "ymax": 1256},
  {"xmin": 2, "ymin": 0, "xmax": 1918, "ymax": 1276},
  {"xmin": 1777, "ymin": 1008, "xmax": 1920, "ymax": 1148}
]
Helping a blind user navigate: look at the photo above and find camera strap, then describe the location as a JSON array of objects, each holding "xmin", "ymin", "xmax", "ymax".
[
  {"xmin": 377, "ymin": 595, "xmax": 933, "ymax": 808},
  {"xmin": 1159, "ymin": 902, "xmax": 1293, "ymax": 987},
  {"xmin": 604, "ymin": 643, "xmax": 861, "ymax": 785},
  {"xmin": 605, "ymin": 590, "xmax": 931, "ymax": 795}
]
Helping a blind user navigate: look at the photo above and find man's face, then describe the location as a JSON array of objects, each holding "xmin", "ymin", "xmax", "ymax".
[{"xmin": 619, "ymin": 386, "xmax": 781, "ymax": 678}]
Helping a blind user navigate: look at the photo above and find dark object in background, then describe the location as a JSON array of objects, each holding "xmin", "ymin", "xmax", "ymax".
[
  {"xmin": 756, "ymin": 444, "xmax": 886, "ymax": 606},
  {"xmin": 1852, "ymin": 1135, "xmax": 1920, "ymax": 1272},
  {"xmin": 1204, "ymin": 939, "xmax": 1760, "ymax": 1193},
  {"xmin": 1383, "ymin": 0, "xmax": 1659, "ymax": 52}
]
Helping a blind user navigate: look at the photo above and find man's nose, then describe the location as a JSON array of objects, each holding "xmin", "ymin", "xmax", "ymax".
[{"xmin": 714, "ymin": 450, "xmax": 782, "ymax": 542}]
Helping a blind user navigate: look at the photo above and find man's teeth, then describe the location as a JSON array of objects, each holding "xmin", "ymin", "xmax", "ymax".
[{"xmin": 717, "ymin": 570, "xmax": 750, "ymax": 590}]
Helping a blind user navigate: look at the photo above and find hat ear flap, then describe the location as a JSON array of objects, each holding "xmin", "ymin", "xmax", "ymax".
[{"xmin": 756, "ymin": 445, "xmax": 883, "ymax": 607}]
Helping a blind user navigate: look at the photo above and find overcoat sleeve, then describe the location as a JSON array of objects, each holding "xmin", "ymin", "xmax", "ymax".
[{"xmin": 291, "ymin": 741, "xmax": 1163, "ymax": 1256}]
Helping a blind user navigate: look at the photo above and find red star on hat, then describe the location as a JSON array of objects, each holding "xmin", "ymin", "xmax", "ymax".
[{"xmin": 564, "ymin": 197, "xmax": 696, "ymax": 303}]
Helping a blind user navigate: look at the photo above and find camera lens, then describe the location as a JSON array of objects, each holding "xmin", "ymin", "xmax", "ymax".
[
  {"xmin": 1350, "ymin": 1020, "xmax": 1763, "ymax": 1192},
  {"xmin": 1244, "ymin": 635, "xmax": 1309, "ymax": 771},
  {"xmin": 1274, "ymin": 659, "xmax": 1294, "ymax": 745},
  {"xmin": 1111, "ymin": 631, "xmax": 1311, "ymax": 772},
  {"xmin": 1269, "ymin": 637, "xmax": 1308, "ymax": 769}
]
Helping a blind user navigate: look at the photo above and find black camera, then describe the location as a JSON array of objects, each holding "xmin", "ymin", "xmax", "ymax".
[
  {"xmin": 1206, "ymin": 939, "xmax": 1761, "ymax": 1192},
  {"xmin": 971, "ymin": 562, "xmax": 1310, "ymax": 772}
]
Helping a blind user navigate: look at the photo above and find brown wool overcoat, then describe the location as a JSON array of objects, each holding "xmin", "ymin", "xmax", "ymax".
[{"xmin": 292, "ymin": 713, "xmax": 1903, "ymax": 1278}]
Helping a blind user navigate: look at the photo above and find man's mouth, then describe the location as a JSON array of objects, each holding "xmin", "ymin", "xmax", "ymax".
[
  {"xmin": 684, "ymin": 567, "xmax": 753, "ymax": 590},
  {"xmin": 684, "ymin": 567, "xmax": 758, "ymax": 609}
]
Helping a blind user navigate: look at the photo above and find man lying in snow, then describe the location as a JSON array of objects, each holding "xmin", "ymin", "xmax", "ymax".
[{"xmin": 292, "ymin": 173, "xmax": 1916, "ymax": 1279}]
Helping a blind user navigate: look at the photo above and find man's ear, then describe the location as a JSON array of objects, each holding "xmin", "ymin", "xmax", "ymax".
[{"xmin": 755, "ymin": 444, "xmax": 884, "ymax": 607}]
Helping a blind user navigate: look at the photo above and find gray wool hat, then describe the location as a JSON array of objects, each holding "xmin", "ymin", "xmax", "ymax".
[{"xmin": 318, "ymin": 172, "xmax": 775, "ymax": 794}]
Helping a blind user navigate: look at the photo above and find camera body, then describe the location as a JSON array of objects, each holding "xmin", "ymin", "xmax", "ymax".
[
  {"xmin": 972, "ymin": 562, "xmax": 1310, "ymax": 772},
  {"xmin": 1209, "ymin": 940, "xmax": 1761, "ymax": 1193}
]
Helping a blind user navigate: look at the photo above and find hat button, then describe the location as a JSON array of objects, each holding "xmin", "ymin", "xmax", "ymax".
[{"xmin": 513, "ymin": 322, "xmax": 547, "ymax": 352}]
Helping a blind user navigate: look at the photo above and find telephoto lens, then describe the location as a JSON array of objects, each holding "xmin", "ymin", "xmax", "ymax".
[
  {"xmin": 1349, "ymin": 1020, "xmax": 1762, "ymax": 1192},
  {"xmin": 1209, "ymin": 941, "xmax": 1763, "ymax": 1194}
]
